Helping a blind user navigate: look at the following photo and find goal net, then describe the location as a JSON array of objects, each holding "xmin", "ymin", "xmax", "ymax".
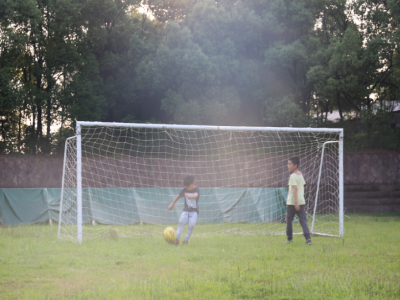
[{"xmin": 58, "ymin": 122, "xmax": 343, "ymax": 243}]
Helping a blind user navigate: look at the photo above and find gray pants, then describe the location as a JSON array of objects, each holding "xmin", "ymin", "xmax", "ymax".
[
  {"xmin": 176, "ymin": 211, "xmax": 197, "ymax": 243},
  {"xmin": 286, "ymin": 205, "xmax": 311, "ymax": 241}
]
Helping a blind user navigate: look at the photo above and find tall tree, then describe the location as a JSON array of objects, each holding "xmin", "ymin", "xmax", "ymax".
[
  {"xmin": 0, "ymin": 0, "xmax": 152, "ymax": 153},
  {"xmin": 307, "ymin": 0, "xmax": 400, "ymax": 122}
]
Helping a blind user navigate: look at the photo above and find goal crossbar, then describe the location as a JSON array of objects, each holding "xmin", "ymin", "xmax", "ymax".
[{"xmin": 77, "ymin": 121, "xmax": 343, "ymax": 133}]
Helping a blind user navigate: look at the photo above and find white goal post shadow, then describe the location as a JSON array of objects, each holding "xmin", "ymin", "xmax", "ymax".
[{"xmin": 58, "ymin": 122, "xmax": 344, "ymax": 244}]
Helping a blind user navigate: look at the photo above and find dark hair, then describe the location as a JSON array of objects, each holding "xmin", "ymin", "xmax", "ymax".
[
  {"xmin": 183, "ymin": 175, "xmax": 195, "ymax": 187},
  {"xmin": 289, "ymin": 156, "xmax": 300, "ymax": 167}
]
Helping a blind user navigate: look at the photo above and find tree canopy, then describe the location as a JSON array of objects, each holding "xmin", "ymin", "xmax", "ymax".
[{"xmin": 0, "ymin": 0, "xmax": 399, "ymax": 154}]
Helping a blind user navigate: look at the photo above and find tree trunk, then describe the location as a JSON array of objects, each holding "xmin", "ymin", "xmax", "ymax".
[
  {"xmin": 32, "ymin": 105, "xmax": 36, "ymax": 137},
  {"xmin": 1, "ymin": 118, "xmax": 4, "ymax": 141},
  {"xmin": 325, "ymin": 107, "xmax": 328, "ymax": 123},
  {"xmin": 35, "ymin": 51, "xmax": 43, "ymax": 139},
  {"xmin": 46, "ymin": 97, "xmax": 51, "ymax": 137},
  {"xmin": 18, "ymin": 108, "xmax": 22, "ymax": 152},
  {"xmin": 336, "ymin": 91, "xmax": 343, "ymax": 121},
  {"xmin": 45, "ymin": 78, "xmax": 53, "ymax": 137},
  {"xmin": 366, "ymin": 98, "xmax": 372, "ymax": 148},
  {"xmin": 37, "ymin": 104, "xmax": 42, "ymax": 138},
  {"xmin": 59, "ymin": 106, "xmax": 63, "ymax": 138}
]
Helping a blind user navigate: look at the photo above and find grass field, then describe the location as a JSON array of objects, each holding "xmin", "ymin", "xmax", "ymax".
[{"xmin": 1, "ymin": 214, "xmax": 399, "ymax": 299}]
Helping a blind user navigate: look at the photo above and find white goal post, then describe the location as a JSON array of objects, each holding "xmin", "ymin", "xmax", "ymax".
[{"xmin": 58, "ymin": 121, "xmax": 344, "ymax": 243}]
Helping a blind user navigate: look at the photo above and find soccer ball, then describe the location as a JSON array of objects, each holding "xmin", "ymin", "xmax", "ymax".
[{"xmin": 163, "ymin": 226, "xmax": 177, "ymax": 244}]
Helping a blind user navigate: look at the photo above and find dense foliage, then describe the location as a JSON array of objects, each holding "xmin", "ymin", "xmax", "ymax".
[{"xmin": 0, "ymin": 0, "xmax": 399, "ymax": 154}]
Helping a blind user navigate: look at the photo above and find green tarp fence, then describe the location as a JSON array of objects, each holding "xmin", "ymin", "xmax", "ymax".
[{"xmin": 0, "ymin": 188, "xmax": 288, "ymax": 226}]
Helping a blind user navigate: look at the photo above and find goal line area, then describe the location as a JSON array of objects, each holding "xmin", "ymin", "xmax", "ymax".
[{"xmin": 58, "ymin": 122, "xmax": 344, "ymax": 243}]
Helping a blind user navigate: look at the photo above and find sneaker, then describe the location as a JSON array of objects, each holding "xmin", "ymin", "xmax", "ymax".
[
  {"xmin": 174, "ymin": 239, "xmax": 180, "ymax": 246},
  {"xmin": 182, "ymin": 241, "xmax": 188, "ymax": 245},
  {"xmin": 306, "ymin": 239, "xmax": 312, "ymax": 245},
  {"xmin": 284, "ymin": 240, "xmax": 292, "ymax": 244}
]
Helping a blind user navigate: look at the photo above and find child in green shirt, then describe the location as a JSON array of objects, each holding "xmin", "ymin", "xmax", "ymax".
[{"xmin": 286, "ymin": 156, "xmax": 312, "ymax": 245}]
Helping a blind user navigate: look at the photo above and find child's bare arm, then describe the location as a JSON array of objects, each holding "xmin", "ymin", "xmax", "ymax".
[
  {"xmin": 168, "ymin": 194, "xmax": 180, "ymax": 210},
  {"xmin": 293, "ymin": 185, "xmax": 300, "ymax": 211},
  {"xmin": 184, "ymin": 192, "xmax": 199, "ymax": 199}
]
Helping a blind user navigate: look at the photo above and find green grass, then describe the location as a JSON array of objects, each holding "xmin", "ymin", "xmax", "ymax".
[{"xmin": 1, "ymin": 214, "xmax": 400, "ymax": 299}]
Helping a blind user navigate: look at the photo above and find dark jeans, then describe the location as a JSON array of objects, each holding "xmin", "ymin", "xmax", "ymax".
[{"xmin": 286, "ymin": 205, "xmax": 311, "ymax": 241}]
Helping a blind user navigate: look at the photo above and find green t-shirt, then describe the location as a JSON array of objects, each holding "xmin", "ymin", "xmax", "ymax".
[{"xmin": 287, "ymin": 173, "xmax": 306, "ymax": 205}]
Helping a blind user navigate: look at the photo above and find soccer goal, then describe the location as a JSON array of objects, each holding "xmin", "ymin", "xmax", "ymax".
[{"xmin": 58, "ymin": 122, "xmax": 343, "ymax": 243}]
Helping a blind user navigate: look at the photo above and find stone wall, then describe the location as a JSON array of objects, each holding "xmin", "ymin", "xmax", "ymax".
[
  {"xmin": 0, "ymin": 156, "xmax": 63, "ymax": 188},
  {"xmin": 0, "ymin": 152, "xmax": 399, "ymax": 188},
  {"xmin": 79, "ymin": 154, "xmax": 333, "ymax": 188},
  {"xmin": 344, "ymin": 152, "xmax": 400, "ymax": 185}
]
